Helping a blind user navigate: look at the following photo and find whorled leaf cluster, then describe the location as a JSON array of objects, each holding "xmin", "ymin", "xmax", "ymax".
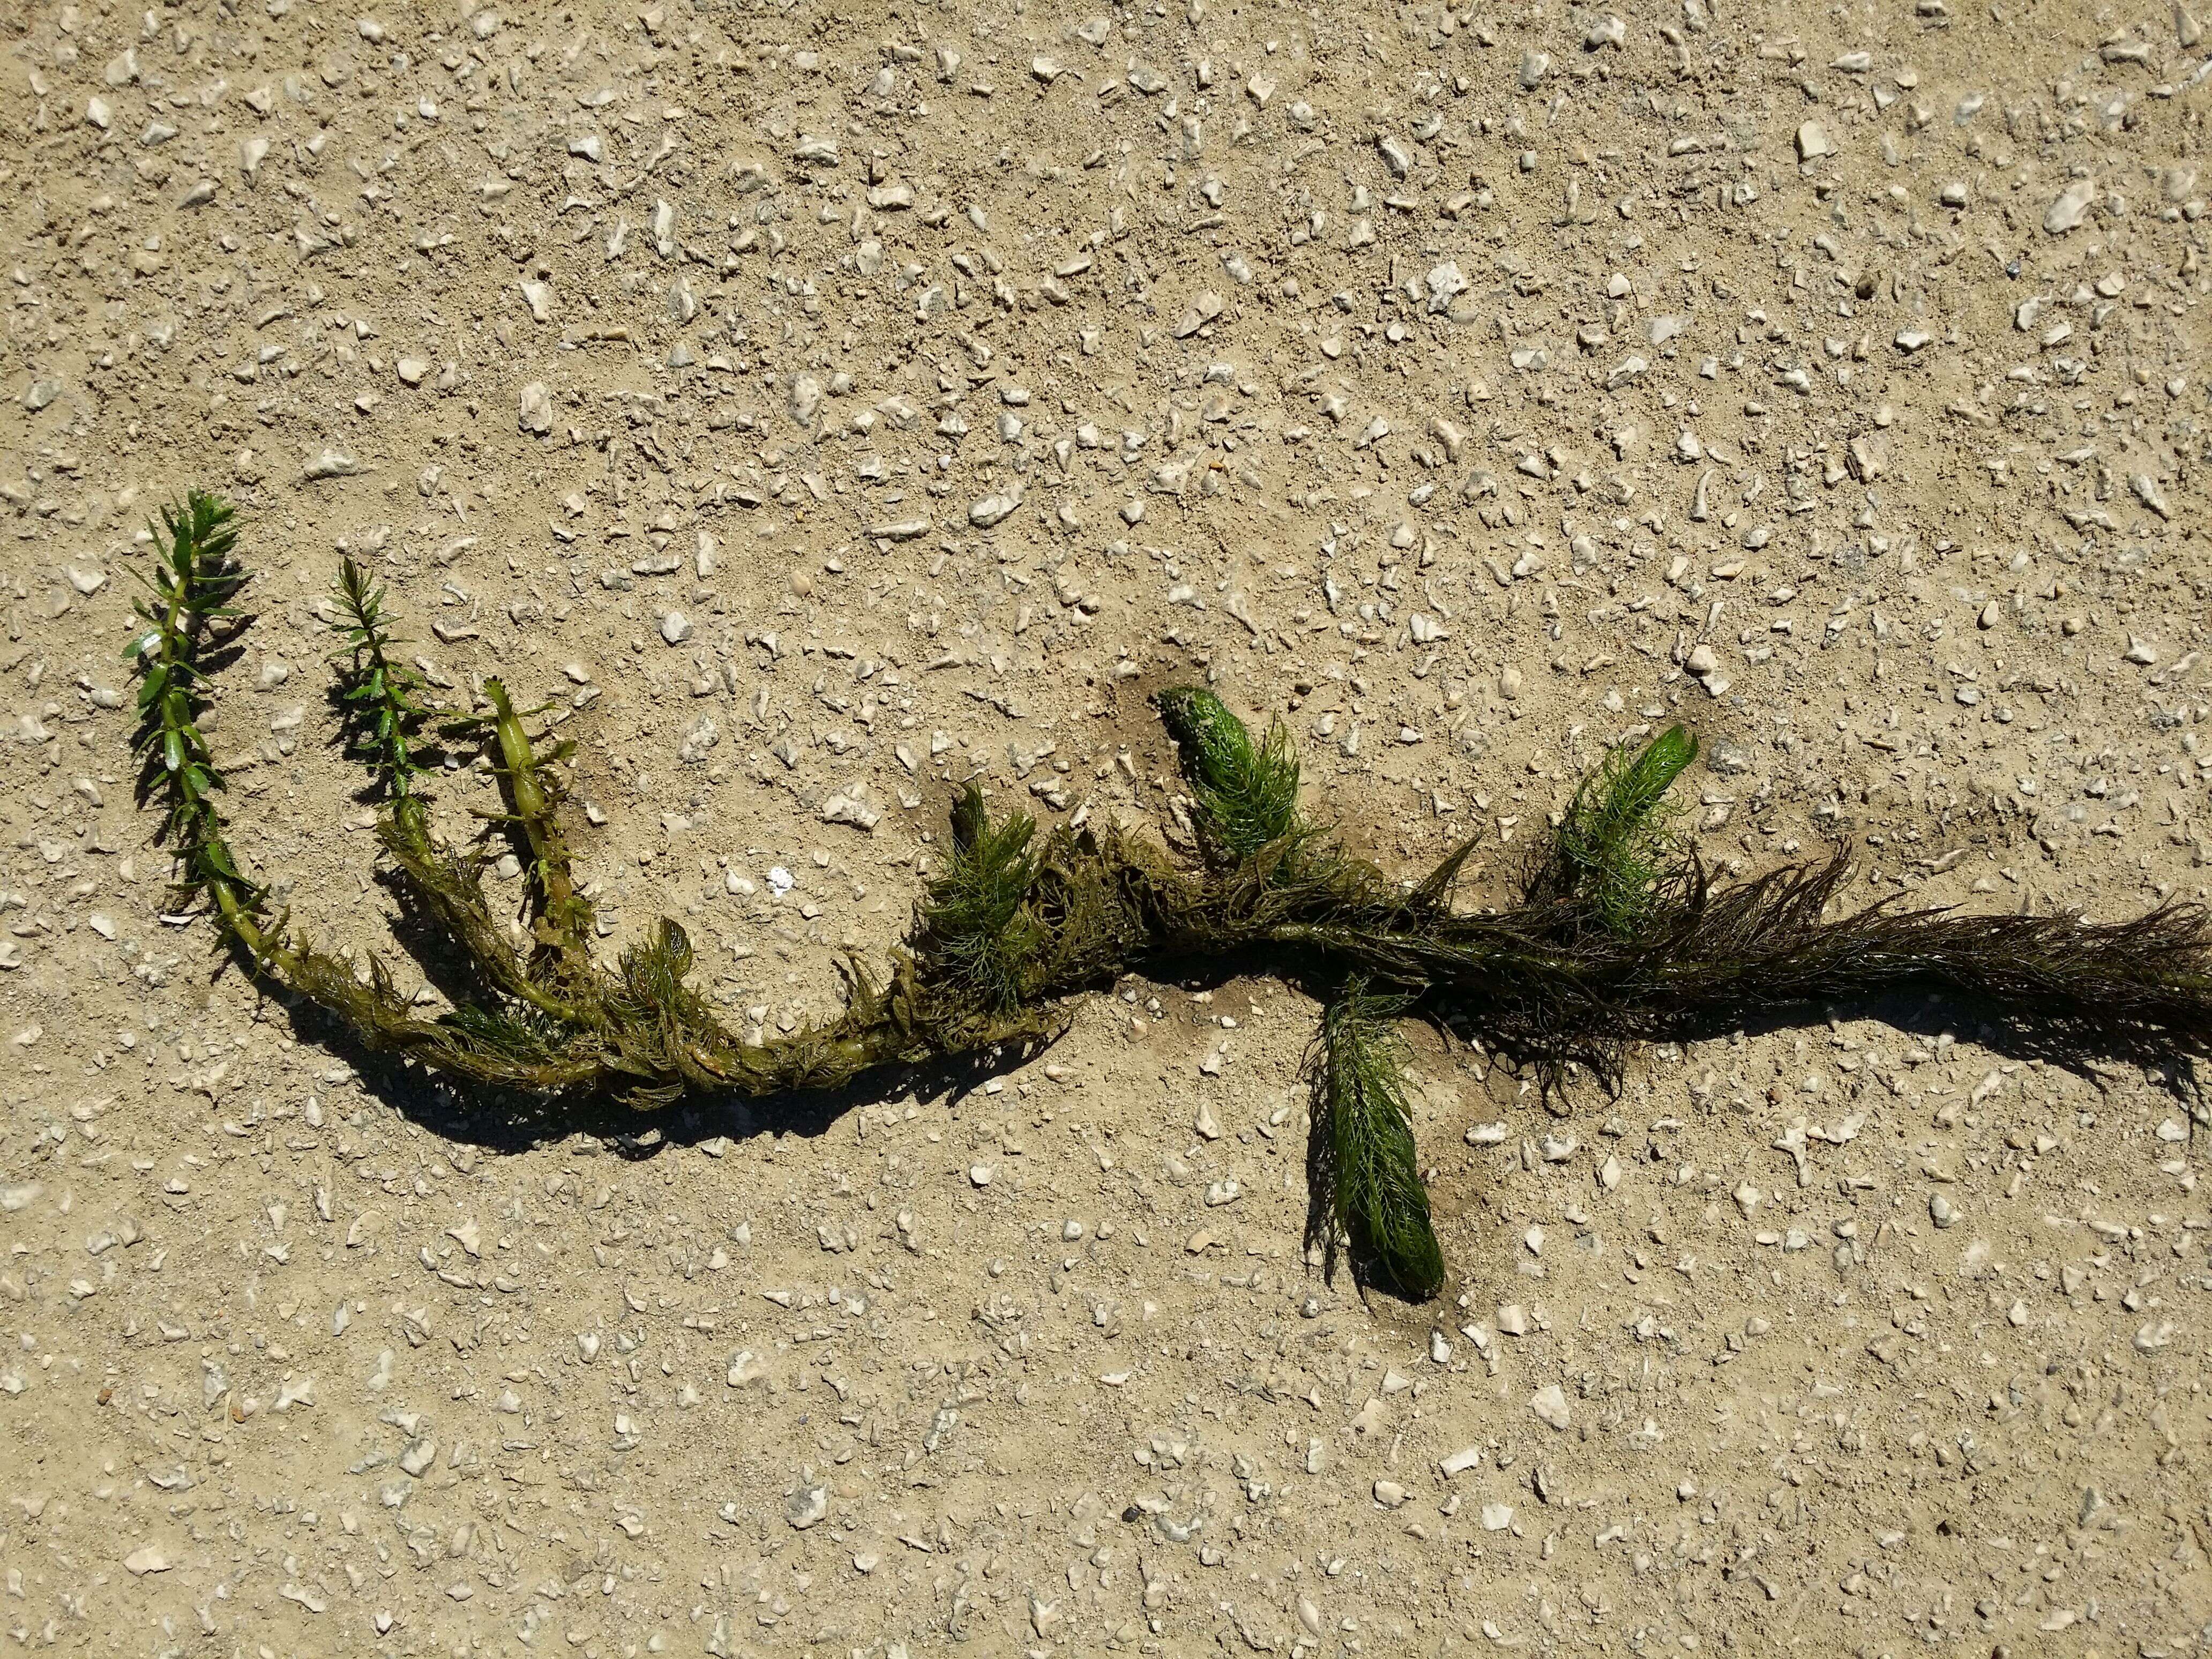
[
  {"xmin": 328, "ymin": 554, "xmax": 439, "ymax": 813},
  {"xmin": 128, "ymin": 495, "xmax": 2212, "ymax": 1299}
]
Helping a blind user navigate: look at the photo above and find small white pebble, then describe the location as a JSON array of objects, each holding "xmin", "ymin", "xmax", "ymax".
[{"xmin": 1529, "ymin": 1384, "xmax": 1572, "ymax": 1430}]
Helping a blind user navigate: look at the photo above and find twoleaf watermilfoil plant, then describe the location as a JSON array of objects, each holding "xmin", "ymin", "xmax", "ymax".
[{"xmin": 126, "ymin": 496, "xmax": 2212, "ymax": 1299}]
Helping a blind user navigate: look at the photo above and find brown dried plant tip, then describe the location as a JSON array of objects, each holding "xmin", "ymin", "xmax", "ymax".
[{"xmin": 126, "ymin": 499, "xmax": 2212, "ymax": 1299}]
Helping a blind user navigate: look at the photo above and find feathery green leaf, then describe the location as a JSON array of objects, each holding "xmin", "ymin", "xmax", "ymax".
[
  {"xmin": 1310, "ymin": 980, "xmax": 1446, "ymax": 1299},
  {"xmin": 1553, "ymin": 724, "xmax": 1699, "ymax": 938},
  {"xmin": 915, "ymin": 783, "xmax": 1047, "ymax": 1012},
  {"xmin": 1155, "ymin": 686, "xmax": 1303, "ymax": 866}
]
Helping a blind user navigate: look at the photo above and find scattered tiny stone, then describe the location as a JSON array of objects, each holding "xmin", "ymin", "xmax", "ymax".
[
  {"xmin": 786, "ymin": 1470, "xmax": 828, "ymax": 1529},
  {"xmin": 821, "ymin": 793, "xmax": 881, "ymax": 831},
  {"xmin": 519, "ymin": 380, "xmax": 553, "ymax": 434},
  {"xmin": 1174, "ymin": 292, "xmax": 1225, "ymax": 338},
  {"xmin": 2044, "ymin": 177, "xmax": 2098, "ymax": 234}
]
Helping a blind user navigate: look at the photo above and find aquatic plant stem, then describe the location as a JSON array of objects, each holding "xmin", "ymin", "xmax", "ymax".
[{"xmin": 127, "ymin": 495, "xmax": 2212, "ymax": 1299}]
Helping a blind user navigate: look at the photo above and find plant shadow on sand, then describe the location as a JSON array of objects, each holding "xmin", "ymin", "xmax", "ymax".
[{"xmin": 257, "ymin": 924, "xmax": 2202, "ymax": 1311}]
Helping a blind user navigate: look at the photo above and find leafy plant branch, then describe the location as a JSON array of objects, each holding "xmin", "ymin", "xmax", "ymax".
[
  {"xmin": 328, "ymin": 555, "xmax": 439, "ymax": 826},
  {"xmin": 126, "ymin": 490, "xmax": 268, "ymax": 948}
]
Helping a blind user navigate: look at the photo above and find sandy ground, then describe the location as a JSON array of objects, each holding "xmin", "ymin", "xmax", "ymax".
[{"xmin": 5, "ymin": 0, "xmax": 2212, "ymax": 1653}]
